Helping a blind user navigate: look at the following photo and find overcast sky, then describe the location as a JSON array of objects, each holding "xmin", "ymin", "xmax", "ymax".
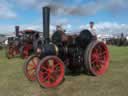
[{"xmin": 0, "ymin": 0, "xmax": 128, "ymax": 35}]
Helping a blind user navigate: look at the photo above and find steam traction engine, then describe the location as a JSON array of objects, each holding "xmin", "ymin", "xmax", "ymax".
[
  {"xmin": 24, "ymin": 7, "xmax": 109, "ymax": 88},
  {"xmin": 6, "ymin": 27, "xmax": 42, "ymax": 59}
]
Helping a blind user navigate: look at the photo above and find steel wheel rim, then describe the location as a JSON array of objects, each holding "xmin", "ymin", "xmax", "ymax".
[
  {"xmin": 90, "ymin": 42, "xmax": 109, "ymax": 75},
  {"xmin": 26, "ymin": 56, "xmax": 40, "ymax": 81},
  {"xmin": 37, "ymin": 56, "xmax": 64, "ymax": 88}
]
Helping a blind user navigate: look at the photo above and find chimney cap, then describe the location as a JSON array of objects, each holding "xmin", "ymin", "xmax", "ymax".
[{"xmin": 43, "ymin": 6, "xmax": 50, "ymax": 9}]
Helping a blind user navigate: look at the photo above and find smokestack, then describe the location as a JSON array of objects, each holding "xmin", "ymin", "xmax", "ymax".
[
  {"xmin": 15, "ymin": 26, "xmax": 19, "ymax": 37},
  {"xmin": 43, "ymin": 6, "xmax": 50, "ymax": 44}
]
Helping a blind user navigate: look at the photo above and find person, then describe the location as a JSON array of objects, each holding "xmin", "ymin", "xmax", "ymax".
[
  {"xmin": 56, "ymin": 25, "xmax": 65, "ymax": 32},
  {"xmin": 89, "ymin": 21, "xmax": 97, "ymax": 39},
  {"xmin": 55, "ymin": 25, "xmax": 68, "ymax": 42}
]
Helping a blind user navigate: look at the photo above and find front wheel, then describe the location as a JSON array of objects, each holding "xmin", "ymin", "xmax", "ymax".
[
  {"xmin": 24, "ymin": 55, "xmax": 40, "ymax": 81},
  {"xmin": 36, "ymin": 56, "xmax": 65, "ymax": 88},
  {"xmin": 6, "ymin": 46, "xmax": 17, "ymax": 59},
  {"xmin": 84, "ymin": 41, "xmax": 109, "ymax": 76}
]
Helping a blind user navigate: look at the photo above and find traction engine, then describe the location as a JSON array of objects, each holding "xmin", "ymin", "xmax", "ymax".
[
  {"xmin": 24, "ymin": 7, "xmax": 109, "ymax": 88},
  {"xmin": 6, "ymin": 26, "xmax": 42, "ymax": 59}
]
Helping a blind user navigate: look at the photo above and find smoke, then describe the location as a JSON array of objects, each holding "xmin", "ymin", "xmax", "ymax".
[
  {"xmin": 0, "ymin": 0, "xmax": 127, "ymax": 18},
  {"xmin": 8, "ymin": 0, "xmax": 128, "ymax": 16},
  {"xmin": 36, "ymin": 0, "xmax": 128, "ymax": 16},
  {"xmin": 42, "ymin": 1, "xmax": 103, "ymax": 16}
]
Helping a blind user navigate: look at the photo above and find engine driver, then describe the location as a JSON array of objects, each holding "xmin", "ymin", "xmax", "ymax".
[
  {"xmin": 55, "ymin": 25, "xmax": 68, "ymax": 42},
  {"xmin": 89, "ymin": 21, "xmax": 97, "ymax": 40}
]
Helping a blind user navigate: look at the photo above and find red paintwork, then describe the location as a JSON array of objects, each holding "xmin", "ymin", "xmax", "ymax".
[
  {"xmin": 90, "ymin": 42, "xmax": 109, "ymax": 75},
  {"xmin": 22, "ymin": 43, "xmax": 32, "ymax": 59},
  {"xmin": 37, "ymin": 56, "xmax": 64, "ymax": 88},
  {"xmin": 26, "ymin": 56, "xmax": 40, "ymax": 81},
  {"xmin": 8, "ymin": 46, "xmax": 19, "ymax": 57}
]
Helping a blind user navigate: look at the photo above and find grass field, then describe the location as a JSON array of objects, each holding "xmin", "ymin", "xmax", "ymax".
[{"xmin": 0, "ymin": 46, "xmax": 128, "ymax": 96}]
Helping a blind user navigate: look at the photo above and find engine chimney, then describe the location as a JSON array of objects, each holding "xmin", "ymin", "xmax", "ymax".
[
  {"xmin": 15, "ymin": 26, "xmax": 19, "ymax": 37},
  {"xmin": 43, "ymin": 6, "xmax": 50, "ymax": 44}
]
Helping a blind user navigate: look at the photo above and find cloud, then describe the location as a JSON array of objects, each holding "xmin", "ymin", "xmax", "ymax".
[
  {"xmin": 0, "ymin": 22, "xmax": 73, "ymax": 35},
  {"xmin": 1, "ymin": 0, "xmax": 127, "ymax": 19},
  {"xmin": 0, "ymin": 24, "xmax": 53, "ymax": 34},
  {"xmin": 1, "ymin": 22, "xmax": 128, "ymax": 36},
  {"xmin": 10, "ymin": 0, "xmax": 128, "ymax": 16},
  {"xmin": 52, "ymin": 18, "xmax": 69, "ymax": 25},
  {"xmin": 107, "ymin": 0, "xmax": 128, "ymax": 12},
  {"xmin": 0, "ymin": 1, "xmax": 16, "ymax": 19},
  {"xmin": 0, "ymin": 0, "xmax": 127, "ymax": 19},
  {"xmin": 0, "ymin": 24, "xmax": 41, "ymax": 34},
  {"xmin": 0, "ymin": 0, "xmax": 128, "ymax": 35},
  {"xmin": 80, "ymin": 22, "xmax": 128, "ymax": 35}
]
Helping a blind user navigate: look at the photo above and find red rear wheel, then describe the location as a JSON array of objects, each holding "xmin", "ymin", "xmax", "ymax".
[
  {"xmin": 36, "ymin": 56, "xmax": 65, "ymax": 88},
  {"xmin": 24, "ymin": 55, "xmax": 40, "ymax": 81},
  {"xmin": 85, "ymin": 41, "xmax": 109, "ymax": 76}
]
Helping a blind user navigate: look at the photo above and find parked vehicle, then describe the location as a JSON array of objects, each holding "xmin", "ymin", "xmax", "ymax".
[
  {"xmin": 24, "ymin": 7, "xmax": 110, "ymax": 88},
  {"xmin": 6, "ymin": 26, "xmax": 42, "ymax": 59}
]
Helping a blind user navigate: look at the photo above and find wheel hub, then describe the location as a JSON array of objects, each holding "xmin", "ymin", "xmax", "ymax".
[
  {"xmin": 47, "ymin": 68, "xmax": 54, "ymax": 73},
  {"xmin": 37, "ymin": 56, "xmax": 65, "ymax": 88}
]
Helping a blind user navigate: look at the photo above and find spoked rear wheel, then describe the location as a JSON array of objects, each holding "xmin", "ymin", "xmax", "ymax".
[
  {"xmin": 24, "ymin": 55, "xmax": 40, "ymax": 81},
  {"xmin": 36, "ymin": 56, "xmax": 65, "ymax": 88},
  {"xmin": 84, "ymin": 41, "xmax": 109, "ymax": 76}
]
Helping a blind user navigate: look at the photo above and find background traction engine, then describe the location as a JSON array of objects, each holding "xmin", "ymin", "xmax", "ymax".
[
  {"xmin": 6, "ymin": 27, "xmax": 42, "ymax": 59},
  {"xmin": 24, "ymin": 7, "xmax": 109, "ymax": 88}
]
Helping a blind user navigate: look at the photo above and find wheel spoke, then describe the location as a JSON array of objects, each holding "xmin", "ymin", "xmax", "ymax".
[
  {"xmin": 24, "ymin": 56, "xmax": 40, "ymax": 81},
  {"xmin": 41, "ymin": 66, "xmax": 48, "ymax": 71},
  {"xmin": 98, "ymin": 60, "xmax": 104, "ymax": 65},
  {"xmin": 28, "ymin": 63, "xmax": 35, "ymax": 67},
  {"xmin": 28, "ymin": 70, "xmax": 35, "ymax": 77},
  {"xmin": 47, "ymin": 59, "xmax": 55, "ymax": 70},
  {"xmin": 91, "ymin": 59, "xmax": 96, "ymax": 64},
  {"xmin": 95, "ymin": 49, "xmax": 98, "ymax": 54},
  {"xmin": 50, "ymin": 74, "xmax": 56, "ymax": 81},
  {"xmin": 91, "ymin": 54, "xmax": 95, "ymax": 60},
  {"xmin": 54, "ymin": 63, "xmax": 59, "ymax": 68},
  {"xmin": 39, "ymin": 71, "xmax": 47, "ymax": 76},
  {"xmin": 54, "ymin": 69, "xmax": 60, "ymax": 75},
  {"xmin": 99, "ymin": 51, "xmax": 106, "ymax": 56},
  {"xmin": 47, "ymin": 75, "xmax": 51, "ymax": 83},
  {"xmin": 32, "ymin": 59, "xmax": 36, "ymax": 65},
  {"xmin": 87, "ymin": 42, "xmax": 109, "ymax": 76},
  {"xmin": 43, "ymin": 76, "xmax": 49, "ymax": 82},
  {"xmin": 32, "ymin": 58, "xmax": 39, "ymax": 66},
  {"xmin": 27, "ymin": 67, "xmax": 34, "ymax": 71},
  {"xmin": 37, "ymin": 56, "xmax": 64, "ymax": 88}
]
